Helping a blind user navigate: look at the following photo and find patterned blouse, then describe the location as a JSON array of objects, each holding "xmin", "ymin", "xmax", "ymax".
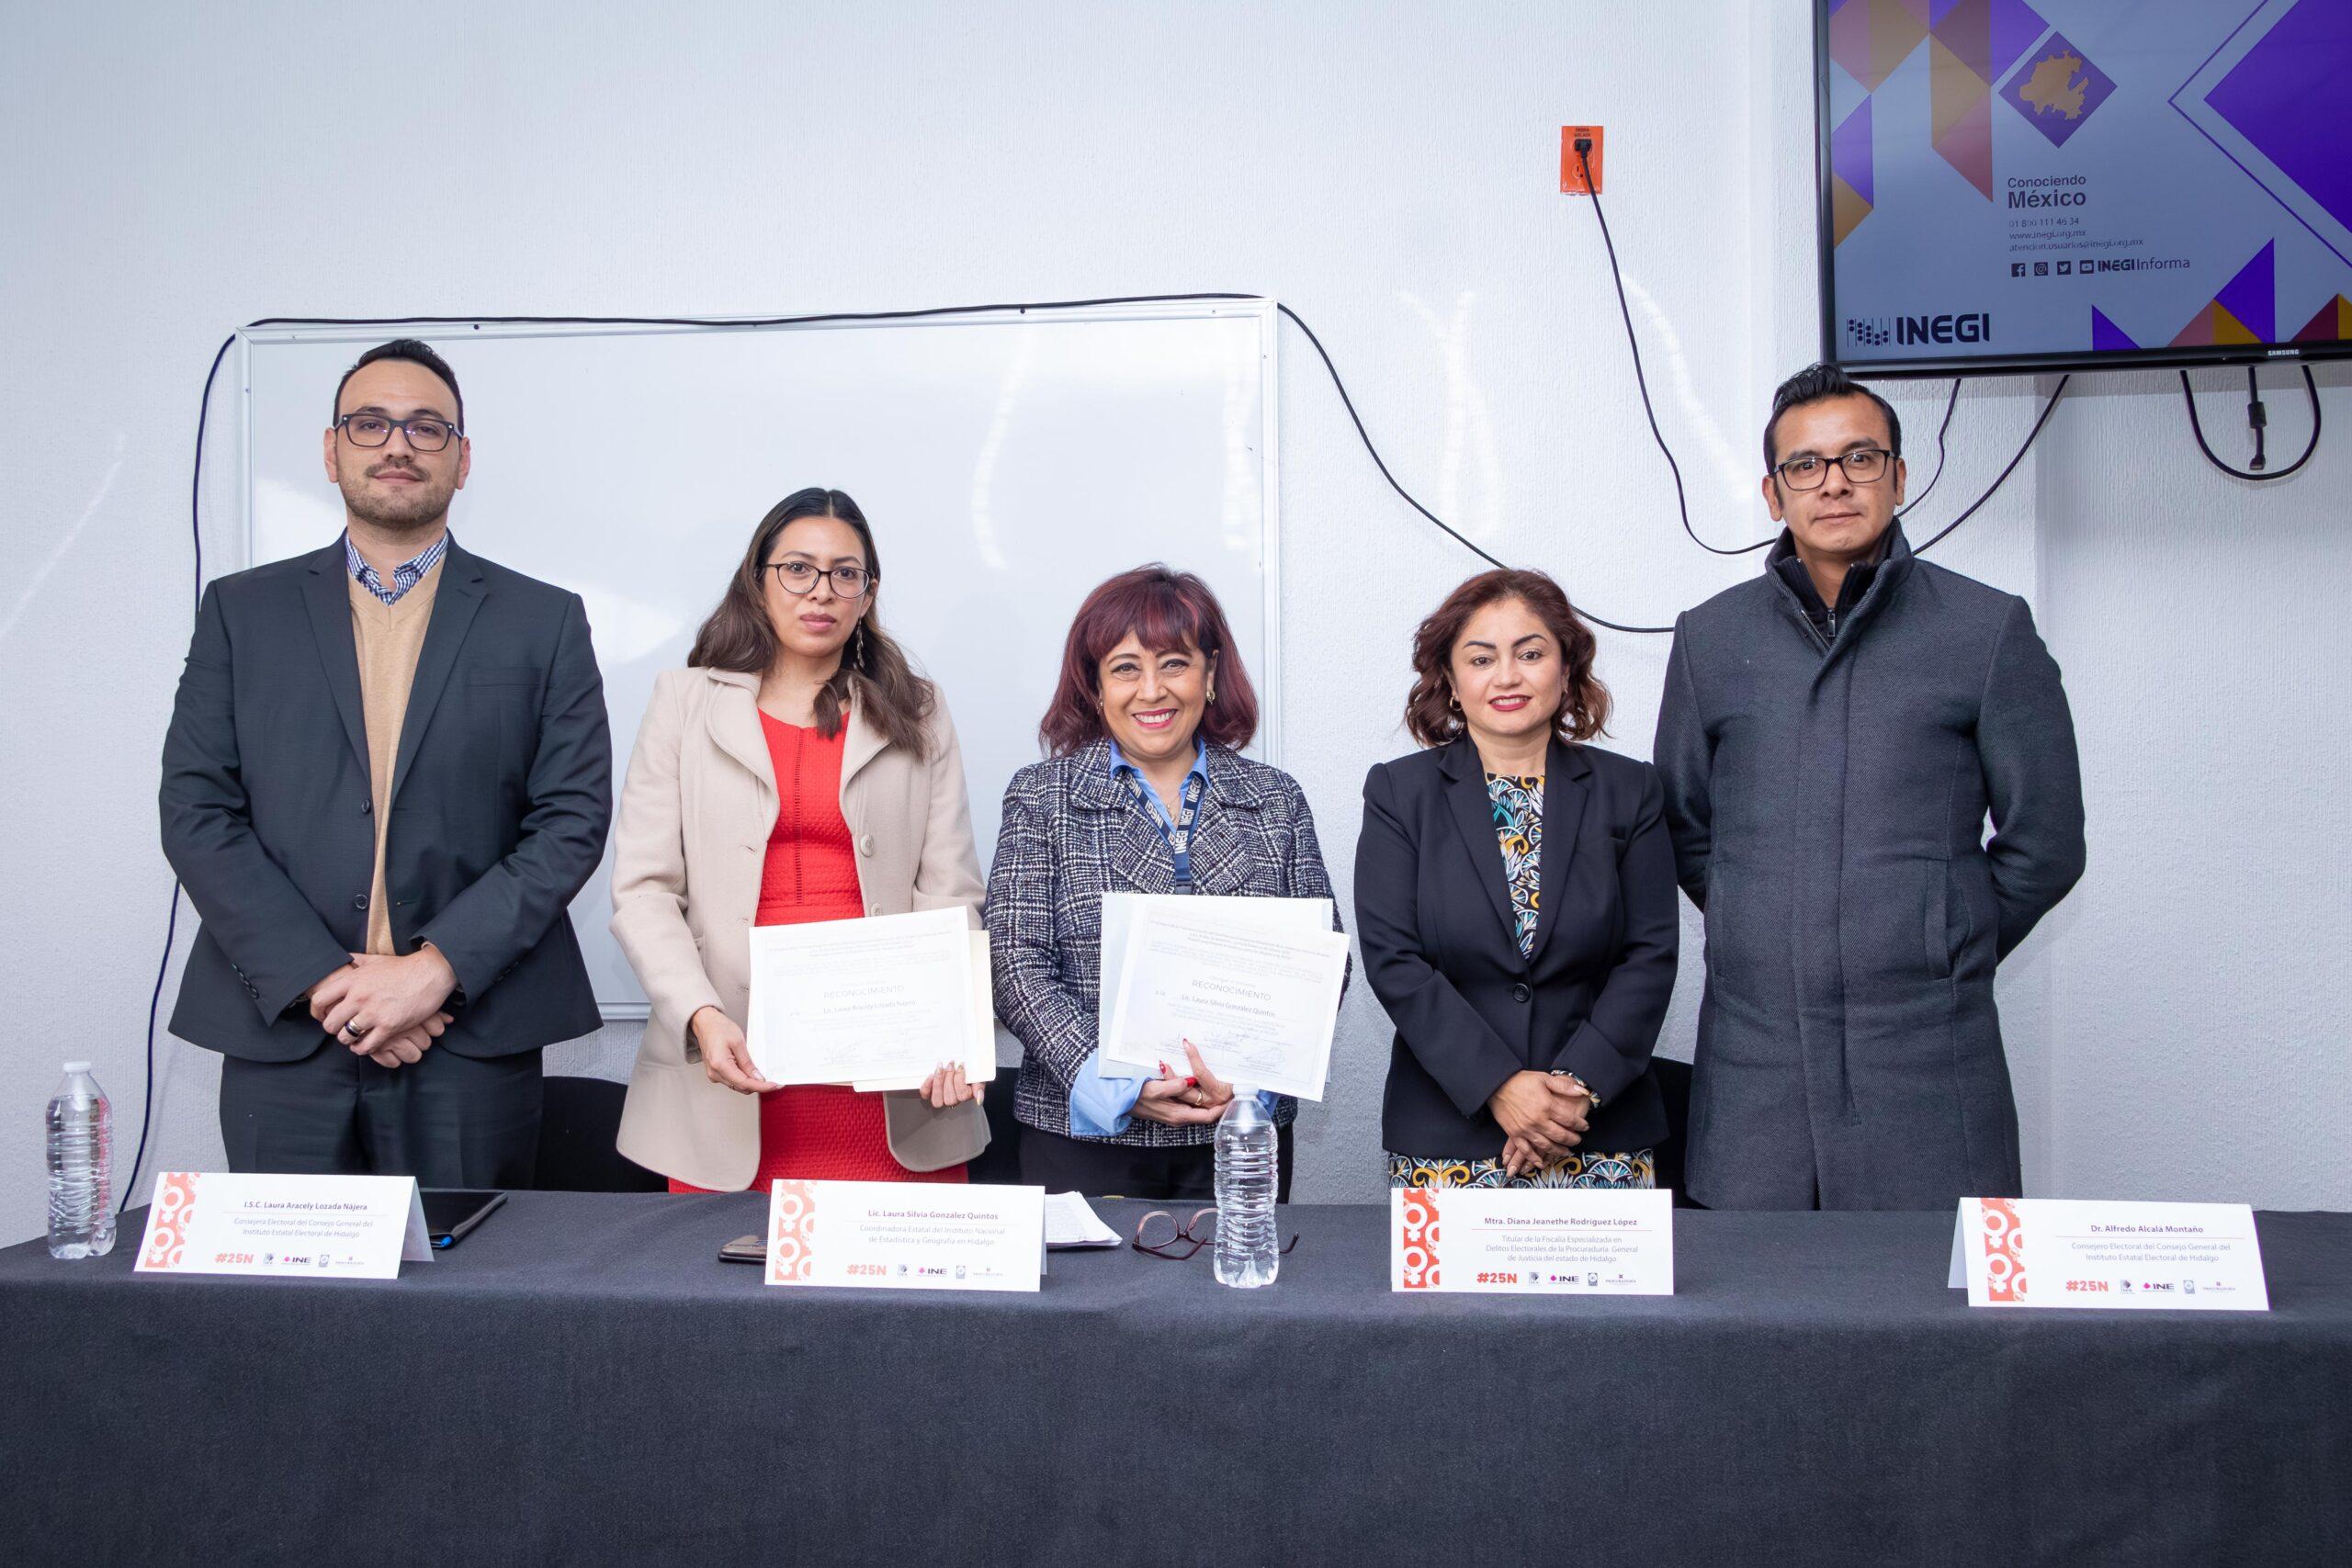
[{"xmin": 1487, "ymin": 772, "xmax": 1544, "ymax": 957}]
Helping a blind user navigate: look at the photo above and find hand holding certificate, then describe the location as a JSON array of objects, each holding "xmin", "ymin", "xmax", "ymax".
[
  {"xmin": 747, "ymin": 907, "xmax": 996, "ymax": 1090},
  {"xmin": 1099, "ymin": 894, "xmax": 1346, "ymax": 1100}
]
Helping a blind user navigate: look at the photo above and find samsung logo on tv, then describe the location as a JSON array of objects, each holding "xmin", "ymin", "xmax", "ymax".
[{"xmin": 1846, "ymin": 313, "xmax": 1992, "ymax": 347}]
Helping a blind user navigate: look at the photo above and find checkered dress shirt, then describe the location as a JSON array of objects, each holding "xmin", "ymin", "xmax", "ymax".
[{"xmin": 344, "ymin": 532, "xmax": 447, "ymax": 605}]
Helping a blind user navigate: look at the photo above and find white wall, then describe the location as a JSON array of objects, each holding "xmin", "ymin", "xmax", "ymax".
[
  {"xmin": 2, "ymin": 1, "xmax": 2343, "ymax": 1242},
  {"xmin": 2036, "ymin": 371, "xmax": 2352, "ymax": 1208}
]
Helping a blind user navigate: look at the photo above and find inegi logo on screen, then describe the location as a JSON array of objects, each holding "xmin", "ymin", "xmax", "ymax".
[{"xmin": 1846, "ymin": 313, "xmax": 1991, "ymax": 349}]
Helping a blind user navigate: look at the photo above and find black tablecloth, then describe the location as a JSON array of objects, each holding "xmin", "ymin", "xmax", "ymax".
[{"xmin": 3, "ymin": 1195, "xmax": 2346, "ymax": 1567}]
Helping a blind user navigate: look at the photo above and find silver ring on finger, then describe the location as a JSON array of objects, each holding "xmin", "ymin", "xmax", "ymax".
[{"xmin": 341, "ymin": 1021, "xmax": 363, "ymax": 1039}]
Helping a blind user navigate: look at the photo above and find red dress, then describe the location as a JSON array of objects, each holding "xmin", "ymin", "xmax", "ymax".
[{"xmin": 670, "ymin": 711, "xmax": 967, "ymax": 1192}]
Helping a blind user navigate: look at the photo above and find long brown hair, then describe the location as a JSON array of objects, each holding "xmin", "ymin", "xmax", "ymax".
[
  {"xmin": 1038, "ymin": 566, "xmax": 1258, "ymax": 756},
  {"xmin": 687, "ymin": 488, "xmax": 935, "ymax": 757},
  {"xmin": 1404, "ymin": 569, "xmax": 1611, "ymax": 749}
]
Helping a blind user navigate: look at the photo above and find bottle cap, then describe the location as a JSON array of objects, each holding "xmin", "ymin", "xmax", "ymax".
[{"xmin": 62, "ymin": 1061, "xmax": 93, "ymax": 1074}]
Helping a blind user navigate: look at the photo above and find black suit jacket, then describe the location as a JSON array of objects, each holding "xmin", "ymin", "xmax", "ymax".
[
  {"xmin": 1355, "ymin": 735, "xmax": 1679, "ymax": 1160},
  {"xmin": 160, "ymin": 538, "xmax": 612, "ymax": 1062}
]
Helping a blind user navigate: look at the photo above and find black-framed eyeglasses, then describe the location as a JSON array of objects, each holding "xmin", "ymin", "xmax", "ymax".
[
  {"xmin": 1771, "ymin": 447, "xmax": 1894, "ymax": 490},
  {"xmin": 1131, "ymin": 1207, "xmax": 1298, "ymax": 1261},
  {"xmin": 336, "ymin": 413, "xmax": 461, "ymax": 452},
  {"xmin": 763, "ymin": 560, "xmax": 876, "ymax": 599}
]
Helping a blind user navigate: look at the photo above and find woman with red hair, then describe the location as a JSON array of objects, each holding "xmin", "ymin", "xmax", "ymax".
[
  {"xmin": 985, "ymin": 565, "xmax": 1342, "ymax": 1200},
  {"xmin": 1355, "ymin": 569, "xmax": 1678, "ymax": 1190}
]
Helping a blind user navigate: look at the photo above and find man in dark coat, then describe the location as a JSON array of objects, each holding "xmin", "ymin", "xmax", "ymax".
[
  {"xmin": 161, "ymin": 340, "xmax": 610, "ymax": 1185},
  {"xmin": 1654, "ymin": 364, "xmax": 2085, "ymax": 1211}
]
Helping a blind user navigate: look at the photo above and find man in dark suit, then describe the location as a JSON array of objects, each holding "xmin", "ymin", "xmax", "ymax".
[
  {"xmin": 160, "ymin": 339, "xmax": 610, "ymax": 1185},
  {"xmin": 1653, "ymin": 363, "xmax": 2085, "ymax": 1212}
]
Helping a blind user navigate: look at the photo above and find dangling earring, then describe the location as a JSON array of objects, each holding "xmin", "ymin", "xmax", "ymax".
[
  {"xmin": 852, "ymin": 625, "xmax": 866, "ymax": 667},
  {"xmin": 1446, "ymin": 690, "xmax": 1461, "ymax": 713},
  {"xmin": 1206, "ymin": 682, "xmax": 1217, "ymax": 705}
]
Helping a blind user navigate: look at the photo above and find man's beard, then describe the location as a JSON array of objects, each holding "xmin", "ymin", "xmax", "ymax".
[{"xmin": 341, "ymin": 469, "xmax": 456, "ymax": 534}]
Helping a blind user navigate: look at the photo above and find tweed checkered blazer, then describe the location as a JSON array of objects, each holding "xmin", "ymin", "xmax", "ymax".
[{"xmin": 985, "ymin": 739, "xmax": 1347, "ymax": 1145}]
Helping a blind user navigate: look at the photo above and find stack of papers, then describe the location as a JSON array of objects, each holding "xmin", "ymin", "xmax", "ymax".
[{"xmin": 1044, "ymin": 1191, "xmax": 1122, "ymax": 1250}]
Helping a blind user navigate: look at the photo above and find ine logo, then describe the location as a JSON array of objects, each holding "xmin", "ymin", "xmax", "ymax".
[{"xmin": 1847, "ymin": 313, "xmax": 1992, "ymax": 347}]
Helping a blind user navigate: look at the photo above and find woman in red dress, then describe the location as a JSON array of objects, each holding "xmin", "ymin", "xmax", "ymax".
[{"xmin": 611, "ymin": 488, "xmax": 990, "ymax": 1191}]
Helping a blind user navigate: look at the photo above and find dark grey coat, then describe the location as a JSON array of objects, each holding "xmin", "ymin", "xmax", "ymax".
[{"xmin": 1653, "ymin": 525, "xmax": 2085, "ymax": 1210}]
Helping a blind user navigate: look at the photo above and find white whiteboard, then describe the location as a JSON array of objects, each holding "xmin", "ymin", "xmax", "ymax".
[{"xmin": 240, "ymin": 303, "xmax": 1281, "ymax": 1017}]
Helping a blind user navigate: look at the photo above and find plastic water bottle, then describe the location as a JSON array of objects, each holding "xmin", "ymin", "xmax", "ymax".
[
  {"xmin": 46, "ymin": 1063, "xmax": 115, "ymax": 1259},
  {"xmin": 1213, "ymin": 1092, "xmax": 1279, "ymax": 1288}
]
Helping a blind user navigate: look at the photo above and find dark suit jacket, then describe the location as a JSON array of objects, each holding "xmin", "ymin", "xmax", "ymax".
[
  {"xmin": 1355, "ymin": 735, "xmax": 1679, "ymax": 1161},
  {"xmin": 159, "ymin": 537, "xmax": 612, "ymax": 1062}
]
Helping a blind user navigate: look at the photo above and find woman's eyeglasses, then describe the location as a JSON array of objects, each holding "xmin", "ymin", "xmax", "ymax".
[{"xmin": 763, "ymin": 560, "xmax": 875, "ymax": 598}]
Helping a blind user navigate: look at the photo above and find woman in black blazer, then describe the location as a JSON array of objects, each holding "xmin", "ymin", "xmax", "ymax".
[{"xmin": 1355, "ymin": 569, "xmax": 1678, "ymax": 1188}]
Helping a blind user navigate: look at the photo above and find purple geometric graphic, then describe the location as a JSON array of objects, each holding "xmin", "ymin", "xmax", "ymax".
[
  {"xmin": 1986, "ymin": 0, "xmax": 2050, "ymax": 80},
  {"xmin": 2203, "ymin": 1, "xmax": 2352, "ymax": 241},
  {"xmin": 2091, "ymin": 308, "xmax": 2140, "ymax": 354},
  {"xmin": 1828, "ymin": 0, "xmax": 1931, "ymax": 93},
  {"xmin": 1934, "ymin": 0, "xmax": 1991, "ymax": 74},
  {"xmin": 1999, "ymin": 31, "xmax": 2117, "ymax": 147},
  {"xmin": 2215, "ymin": 240, "xmax": 2276, "ymax": 342},
  {"xmin": 1834, "ymin": 97, "xmax": 1875, "ymax": 207}
]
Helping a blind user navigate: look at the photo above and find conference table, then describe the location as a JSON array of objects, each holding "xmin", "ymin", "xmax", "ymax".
[{"xmin": 3, "ymin": 1193, "xmax": 2346, "ymax": 1567}]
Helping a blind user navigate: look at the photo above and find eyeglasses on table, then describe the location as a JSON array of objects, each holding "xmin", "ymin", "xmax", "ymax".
[{"xmin": 1130, "ymin": 1207, "xmax": 1299, "ymax": 1261}]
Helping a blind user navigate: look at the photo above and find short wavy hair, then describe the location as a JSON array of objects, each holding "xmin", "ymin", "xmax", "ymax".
[
  {"xmin": 1038, "ymin": 565, "xmax": 1258, "ymax": 755},
  {"xmin": 1404, "ymin": 569, "xmax": 1610, "ymax": 749}
]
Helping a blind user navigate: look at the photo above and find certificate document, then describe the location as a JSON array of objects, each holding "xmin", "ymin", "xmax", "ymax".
[
  {"xmin": 748, "ymin": 908, "xmax": 992, "ymax": 1088},
  {"xmin": 1092, "ymin": 893, "xmax": 1333, "ymax": 1042},
  {"xmin": 1099, "ymin": 896, "xmax": 1347, "ymax": 1100}
]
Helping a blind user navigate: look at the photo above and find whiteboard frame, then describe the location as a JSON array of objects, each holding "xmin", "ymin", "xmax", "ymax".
[{"xmin": 234, "ymin": 299, "xmax": 1284, "ymax": 1021}]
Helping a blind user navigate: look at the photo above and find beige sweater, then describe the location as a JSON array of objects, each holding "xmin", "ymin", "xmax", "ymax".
[{"xmin": 347, "ymin": 563, "xmax": 443, "ymax": 955}]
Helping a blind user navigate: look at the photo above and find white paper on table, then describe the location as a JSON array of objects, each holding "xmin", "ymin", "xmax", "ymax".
[
  {"xmin": 1099, "ymin": 897, "xmax": 1347, "ymax": 1100},
  {"xmin": 132, "ymin": 1171, "xmax": 433, "ymax": 1280},
  {"xmin": 1947, "ymin": 1197, "xmax": 2269, "ymax": 1311},
  {"xmin": 1043, "ymin": 1190, "xmax": 1122, "ymax": 1249},
  {"xmin": 748, "ymin": 908, "xmax": 986, "ymax": 1088},
  {"xmin": 1093, "ymin": 894, "xmax": 1331, "ymax": 1044},
  {"xmin": 851, "ymin": 931, "xmax": 1001, "ymax": 1092}
]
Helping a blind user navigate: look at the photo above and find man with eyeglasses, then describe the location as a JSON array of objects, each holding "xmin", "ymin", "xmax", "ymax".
[
  {"xmin": 1653, "ymin": 362, "xmax": 2084, "ymax": 1212},
  {"xmin": 161, "ymin": 338, "xmax": 611, "ymax": 1184}
]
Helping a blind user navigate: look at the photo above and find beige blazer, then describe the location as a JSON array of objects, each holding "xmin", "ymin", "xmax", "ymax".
[{"xmin": 612, "ymin": 666, "xmax": 989, "ymax": 1190}]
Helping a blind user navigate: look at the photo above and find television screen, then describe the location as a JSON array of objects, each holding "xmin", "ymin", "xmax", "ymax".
[{"xmin": 1817, "ymin": 0, "xmax": 2352, "ymax": 377}]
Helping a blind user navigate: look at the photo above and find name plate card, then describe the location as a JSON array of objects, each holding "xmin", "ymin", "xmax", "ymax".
[
  {"xmin": 134, "ymin": 1172, "xmax": 432, "ymax": 1280},
  {"xmin": 1390, "ymin": 1187, "xmax": 1674, "ymax": 1295},
  {"xmin": 765, "ymin": 1179, "xmax": 1046, "ymax": 1292},
  {"xmin": 1950, "ymin": 1198, "xmax": 2270, "ymax": 1311}
]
